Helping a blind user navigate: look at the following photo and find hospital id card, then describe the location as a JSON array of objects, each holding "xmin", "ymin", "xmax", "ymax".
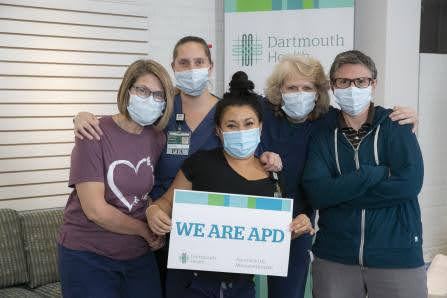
[{"xmin": 166, "ymin": 131, "xmax": 191, "ymax": 155}]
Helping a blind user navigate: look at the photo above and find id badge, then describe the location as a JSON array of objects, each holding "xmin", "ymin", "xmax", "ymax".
[{"xmin": 166, "ymin": 131, "xmax": 191, "ymax": 155}]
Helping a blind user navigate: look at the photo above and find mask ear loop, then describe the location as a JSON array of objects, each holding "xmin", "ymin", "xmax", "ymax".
[{"xmin": 127, "ymin": 90, "xmax": 132, "ymax": 108}]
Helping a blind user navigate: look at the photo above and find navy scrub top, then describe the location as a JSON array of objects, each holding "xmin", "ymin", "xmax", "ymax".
[
  {"xmin": 150, "ymin": 94, "xmax": 221, "ymax": 199},
  {"xmin": 258, "ymin": 97, "xmax": 338, "ymax": 217}
]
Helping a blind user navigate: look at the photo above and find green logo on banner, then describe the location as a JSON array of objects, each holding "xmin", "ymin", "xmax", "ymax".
[{"xmin": 232, "ymin": 34, "xmax": 262, "ymax": 66}]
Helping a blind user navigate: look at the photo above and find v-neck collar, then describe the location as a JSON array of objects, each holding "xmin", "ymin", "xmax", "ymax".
[{"xmin": 173, "ymin": 94, "xmax": 217, "ymax": 135}]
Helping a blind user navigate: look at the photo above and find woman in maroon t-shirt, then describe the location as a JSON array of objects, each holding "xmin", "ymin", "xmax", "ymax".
[{"xmin": 57, "ymin": 59, "xmax": 174, "ymax": 298}]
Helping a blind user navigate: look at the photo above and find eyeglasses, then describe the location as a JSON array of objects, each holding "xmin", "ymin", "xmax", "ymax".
[
  {"xmin": 131, "ymin": 85, "xmax": 165, "ymax": 101},
  {"xmin": 332, "ymin": 77, "xmax": 374, "ymax": 89}
]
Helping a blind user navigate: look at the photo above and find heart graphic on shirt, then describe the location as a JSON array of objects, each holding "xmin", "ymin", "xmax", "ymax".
[{"xmin": 107, "ymin": 157, "xmax": 154, "ymax": 212}]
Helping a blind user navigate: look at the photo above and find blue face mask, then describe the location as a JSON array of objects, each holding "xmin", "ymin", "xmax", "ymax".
[
  {"xmin": 222, "ymin": 128, "xmax": 261, "ymax": 159},
  {"xmin": 334, "ymin": 86, "xmax": 372, "ymax": 117},
  {"xmin": 281, "ymin": 91, "xmax": 316, "ymax": 120},
  {"xmin": 127, "ymin": 94, "xmax": 165, "ymax": 126},
  {"xmin": 174, "ymin": 68, "xmax": 209, "ymax": 96}
]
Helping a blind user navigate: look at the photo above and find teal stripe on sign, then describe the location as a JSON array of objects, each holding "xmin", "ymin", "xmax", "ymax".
[
  {"xmin": 256, "ymin": 198, "xmax": 283, "ymax": 211},
  {"xmin": 272, "ymin": 0, "xmax": 282, "ymax": 10},
  {"xmin": 224, "ymin": 0, "xmax": 237, "ymax": 12},
  {"xmin": 175, "ymin": 191, "xmax": 208, "ymax": 204},
  {"xmin": 318, "ymin": 0, "xmax": 354, "ymax": 8},
  {"xmin": 282, "ymin": 199, "xmax": 292, "ymax": 212},
  {"xmin": 224, "ymin": 195, "xmax": 230, "ymax": 206},
  {"xmin": 287, "ymin": 0, "xmax": 302, "ymax": 9},
  {"xmin": 229, "ymin": 196, "xmax": 247, "ymax": 208}
]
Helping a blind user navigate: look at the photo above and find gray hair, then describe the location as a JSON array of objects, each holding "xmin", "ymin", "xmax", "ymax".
[{"xmin": 329, "ymin": 50, "xmax": 377, "ymax": 81}]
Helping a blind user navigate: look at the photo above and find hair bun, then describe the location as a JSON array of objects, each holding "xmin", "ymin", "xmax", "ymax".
[{"xmin": 229, "ymin": 71, "xmax": 255, "ymax": 95}]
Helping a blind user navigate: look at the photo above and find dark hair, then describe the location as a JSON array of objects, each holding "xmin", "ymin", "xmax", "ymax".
[
  {"xmin": 329, "ymin": 50, "xmax": 377, "ymax": 81},
  {"xmin": 214, "ymin": 71, "xmax": 263, "ymax": 126},
  {"xmin": 172, "ymin": 36, "xmax": 212, "ymax": 64}
]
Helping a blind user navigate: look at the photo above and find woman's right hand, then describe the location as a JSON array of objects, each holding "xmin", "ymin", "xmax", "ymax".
[
  {"xmin": 73, "ymin": 112, "xmax": 102, "ymax": 140},
  {"xmin": 146, "ymin": 205, "xmax": 172, "ymax": 236}
]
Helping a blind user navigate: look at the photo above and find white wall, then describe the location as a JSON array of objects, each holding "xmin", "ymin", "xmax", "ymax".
[
  {"xmin": 0, "ymin": 0, "xmax": 225, "ymax": 211},
  {"xmin": 354, "ymin": 0, "xmax": 446, "ymax": 262},
  {"xmin": 418, "ymin": 54, "xmax": 447, "ymax": 260},
  {"xmin": 354, "ymin": 0, "xmax": 387, "ymax": 105},
  {"xmin": 146, "ymin": 0, "xmax": 225, "ymax": 97},
  {"xmin": 0, "ymin": 0, "xmax": 148, "ymax": 210},
  {"xmin": 354, "ymin": 0, "xmax": 421, "ymax": 110}
]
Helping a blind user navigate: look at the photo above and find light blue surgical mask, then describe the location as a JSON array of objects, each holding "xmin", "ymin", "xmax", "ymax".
[
  {"xmin": 127, "ymin": 94, "xmax": 165, "ymax": 126},
  {"xmin": 222, "ymin": 128, "xmax": 261, "ymax": 159},
  {"xmin": 175, "ymin": 68, "xmax": 209, "ymax": 96},
  {"xmin": 281, "ymin": 91, "xmax": 316, "ymax": 120},
  {"xmin": 334, "ymin": 86, "xmax": 372, "ymax": 117}
]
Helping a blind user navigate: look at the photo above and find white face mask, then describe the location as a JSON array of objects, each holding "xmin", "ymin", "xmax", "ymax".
[
  {"xmin": 127, "ymin": 94, "xmax": 165, "ymax": 126},
  {"xmin": 174, "ymin": 67, "xmax": 209, "ymax": 96},
  {"xmin": 334, "ymin": 86, "xmax": 372, "ymax": 116},
  {"xmin": 281, "ymin": 91, "xmax": 316, "ymax": 120}
]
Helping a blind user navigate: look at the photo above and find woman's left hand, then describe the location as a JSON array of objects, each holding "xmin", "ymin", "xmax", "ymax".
[
  {"xmin": 290, "ymin": 214, "xmax": 315, "ymax": 239},
  {"xmin": 389, "ymin": 106, "xmax": 418, "ymax": 133},
  {"xmin": 149, "ymin": 234, "xmax": 165, "ymax": 251},
  {"xmin": 139, "ymin": 223, "xmax": 165, "ymax": 250},
  {"xmin": 260, "ymin": 151, "xmax": 283, "ymax": 172}
]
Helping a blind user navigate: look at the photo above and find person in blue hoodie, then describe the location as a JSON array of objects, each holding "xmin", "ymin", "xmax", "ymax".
[{"xmin": 302, "ymin": 50, "xmax": 426, "ymax": 298}]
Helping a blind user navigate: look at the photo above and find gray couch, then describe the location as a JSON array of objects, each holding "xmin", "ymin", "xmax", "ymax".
[{"xmin": 0, "ymin": 208, "xmax": 63, "ymax": 297}]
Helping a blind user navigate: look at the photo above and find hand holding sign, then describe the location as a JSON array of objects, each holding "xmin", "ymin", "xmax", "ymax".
[{"xmin": 147, "ymin": 205, "xmax": 172, "ymax": 235}]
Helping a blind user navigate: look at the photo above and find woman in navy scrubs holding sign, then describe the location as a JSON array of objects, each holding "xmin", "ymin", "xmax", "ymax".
[{"xmin": 147, "ymin": 72, "xmax": 315, "ymax": 298}]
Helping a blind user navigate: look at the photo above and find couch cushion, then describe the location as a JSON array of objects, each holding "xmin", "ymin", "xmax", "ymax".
[
  {"xmin": 0, "ymin": 209, "xmax": 28, "ymax": 287},
  {"xmin": 33, "ymin": 282, "xmax": 62, "ymax": 297},
  {"xmin": 20, "ymin": 209, "xmax": 64, "ymax": 288},
  {"xmin": 0, "ymin": 287, "xmax": 42, "ymax": 298}
]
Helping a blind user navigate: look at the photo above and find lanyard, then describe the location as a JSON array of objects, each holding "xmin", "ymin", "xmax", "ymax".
[
  {"xmin": 176, "ymin": 113, "xmax": 185, "ymax": 130},
  {"xmin": 270, "ymin": 172, "xmax": 283, "ymax": 198}
]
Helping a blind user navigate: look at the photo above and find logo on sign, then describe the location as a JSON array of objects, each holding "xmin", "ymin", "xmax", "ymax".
[
  {"xmin": 232, "ymin": 33, "xmax": 262, "ymax": 66},
  {"xmin": 179, "ymin": 252, "xmax": 189, "ymax": 264}
]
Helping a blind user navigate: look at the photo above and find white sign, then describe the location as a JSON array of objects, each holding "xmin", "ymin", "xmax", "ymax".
[
  {"xmin": 168, "ymin": 189, "xmax": 293, "ymax": 277},
  {"xmin": 225, "ymin": 5, "xmax": 354, "ymax": 94}
]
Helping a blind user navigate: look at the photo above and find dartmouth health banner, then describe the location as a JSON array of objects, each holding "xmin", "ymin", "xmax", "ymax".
[{"xmin": 224, "ymin": 0, "xmax": 354, "ymax": 94}]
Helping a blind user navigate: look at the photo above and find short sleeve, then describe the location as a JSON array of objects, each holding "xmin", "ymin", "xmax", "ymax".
[
  {"xmin": 181, "ymin": 154, "xmax": 196, "ymax": 183},
  {"xmin": 181, "ymin": 151, "xmax": 204, "ymax": 183},
  {"xmin": 68, "ymin": 137, "xmax": 104, "ymax": 188},
  {"xmin": 154, "ymin": 130, "xmax": 166, "ymax": 161}
]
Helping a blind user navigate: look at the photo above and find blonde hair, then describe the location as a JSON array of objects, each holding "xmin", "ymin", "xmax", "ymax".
[
  {"xmin": 265, "ymin": 55, "xmax": 330, "ymax": 121},
  {"xmin": 117, "ymin": 59, "xmax": 174, "ymax": 131}
]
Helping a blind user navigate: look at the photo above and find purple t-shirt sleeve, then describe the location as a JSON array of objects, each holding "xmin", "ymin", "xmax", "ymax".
[{"xmin": 68, "ymin": 137, "xmax": 104, "ymax": 188}]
